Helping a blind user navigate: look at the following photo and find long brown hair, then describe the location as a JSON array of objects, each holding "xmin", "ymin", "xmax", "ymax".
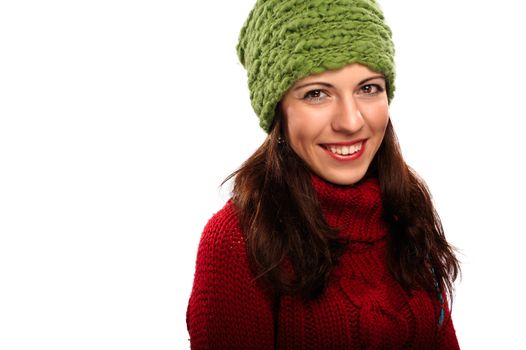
[{"xmin": 225, "ymin": 107, "xmax": 460, "ymax": 301}]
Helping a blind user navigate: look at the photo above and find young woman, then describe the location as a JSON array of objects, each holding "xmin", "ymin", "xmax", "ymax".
[{"xmin": 187, "ymin": 0, "xmax": 461, "ymax": 349}]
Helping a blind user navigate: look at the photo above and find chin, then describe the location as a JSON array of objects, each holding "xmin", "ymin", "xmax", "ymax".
[{"xmin": 319, "ymin": 169, "xmax": 368, "ymax": 186}]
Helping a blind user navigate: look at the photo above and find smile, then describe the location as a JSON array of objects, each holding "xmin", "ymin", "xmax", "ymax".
[
  {"xmin": 321, "ymin": 140, "xmax": 366, "ymax": 161},
  {"xmin": 327, "ymin": 143, "xmax": 362, "ymax": 156}
]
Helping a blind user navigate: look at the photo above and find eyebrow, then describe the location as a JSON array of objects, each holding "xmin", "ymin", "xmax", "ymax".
[{"xmin": 292, "ymin": 75, "xmax": 385, "ymax": 91}]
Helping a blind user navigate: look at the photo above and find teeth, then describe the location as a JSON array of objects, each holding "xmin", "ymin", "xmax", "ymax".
[{"xmin": 327, "ymin": 142, "xmax": 362, "ymax": 156}]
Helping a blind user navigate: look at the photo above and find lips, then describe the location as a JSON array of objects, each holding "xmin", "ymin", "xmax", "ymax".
[{"xmin": 321, "ymin": 139, "xmax": 367, "ymax": 161}]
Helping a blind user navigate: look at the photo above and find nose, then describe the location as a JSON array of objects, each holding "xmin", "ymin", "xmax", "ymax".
[{"xmin": 331, "ymin": 96, "xmax": 365, "ymax": 133}]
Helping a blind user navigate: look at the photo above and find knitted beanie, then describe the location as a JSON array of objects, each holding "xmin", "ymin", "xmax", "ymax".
[{"xmin": 237, "ymin": 0, "xmax": 396, "ymax": 132}]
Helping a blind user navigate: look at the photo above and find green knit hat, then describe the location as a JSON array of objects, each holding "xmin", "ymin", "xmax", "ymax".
[{"xmin": 237, "ymin": 0, "xmax": 396, "ymax": 132}]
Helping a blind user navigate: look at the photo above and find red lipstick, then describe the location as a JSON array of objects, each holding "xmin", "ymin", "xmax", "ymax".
[{"xmin": 321, "ymin": 139, "xmax": 367, "ymax": 161}]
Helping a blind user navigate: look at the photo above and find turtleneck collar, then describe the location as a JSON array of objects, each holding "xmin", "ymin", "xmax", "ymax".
[{"xmin": 311, "ymin": 173, "xmax": 388, "ymax": 243}]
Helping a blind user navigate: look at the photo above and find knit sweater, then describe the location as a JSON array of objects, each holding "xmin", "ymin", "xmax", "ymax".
[{"xmin": 186, "ymin": 175, "xmax": 460, "ymax": 349}]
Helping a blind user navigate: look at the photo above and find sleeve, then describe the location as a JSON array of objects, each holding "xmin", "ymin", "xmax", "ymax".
[{"xmin": 186, "ymin": 203, "xmax": 276, "ymax": 350}]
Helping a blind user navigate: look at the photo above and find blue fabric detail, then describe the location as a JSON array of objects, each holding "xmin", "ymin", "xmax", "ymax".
[
  {"xmin": 438, "ymin": 307, "xmax": 445, "ymax": 326},
  {"xmin": 431, "ymin": 267, "xmax": 445, "ymax": 327}
]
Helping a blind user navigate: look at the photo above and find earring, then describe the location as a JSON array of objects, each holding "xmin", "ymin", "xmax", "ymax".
[{"xmin": 277, "ymin": 136, "xmax": 285, "ymax": 145}]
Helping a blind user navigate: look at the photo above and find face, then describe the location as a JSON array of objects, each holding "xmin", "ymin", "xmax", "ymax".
[{"xmin": 281, "ymin": 63, "xmax": 390, "ymax": 185}]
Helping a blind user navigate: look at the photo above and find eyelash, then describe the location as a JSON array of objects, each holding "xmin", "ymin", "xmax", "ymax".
[{"xmin": 302, "ymin": 84, "xmax": 385, "ymax": 102}]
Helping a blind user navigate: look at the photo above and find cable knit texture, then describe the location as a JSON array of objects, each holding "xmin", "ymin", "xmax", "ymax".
[
  {"xmin": 187, "ymin": 176, "xmax": 460, "ymax": 349},
  {"xmin": 237, "ymin": 0, "xmax": 396, "ymax": 132}
]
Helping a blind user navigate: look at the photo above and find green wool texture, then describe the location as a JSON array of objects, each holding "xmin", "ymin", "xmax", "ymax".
[{"xmin": 237, "ymin": 0, "xmax": 396, "ymax": 132}]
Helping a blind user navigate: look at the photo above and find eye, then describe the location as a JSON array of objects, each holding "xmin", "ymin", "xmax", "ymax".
[
  {"xmin": 359, "ymin": 84, "xmax": 385, "ymax": 96},
  {"xmin": 302, "ymin": 89, "xmax": 328, "ymax": 103}
]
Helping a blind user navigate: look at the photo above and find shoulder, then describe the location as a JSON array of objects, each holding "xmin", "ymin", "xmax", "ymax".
[
  {"xmin": 200, "ymin": 199, "xmax": 243, "ymax": 243},
  {"xmin": 202, "ymin": 199, "xmax": 241, "ymax": 237},
  {"xmin": 196, "ymin": 200, "xmax": 247, "ymax": 264},
  {"xmin": 191, "ymin": 199, "xmax": 265, "ymax": 295}
]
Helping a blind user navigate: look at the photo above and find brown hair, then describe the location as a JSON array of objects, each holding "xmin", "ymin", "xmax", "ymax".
[{"xmin": 225, "ymin": 107, "xmax": 460, "ymax": 301}]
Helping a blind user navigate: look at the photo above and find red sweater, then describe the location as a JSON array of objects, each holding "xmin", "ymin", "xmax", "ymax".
[{"xmin": 186, "ymin": 176, "xmax": 460, "ymax": 349}]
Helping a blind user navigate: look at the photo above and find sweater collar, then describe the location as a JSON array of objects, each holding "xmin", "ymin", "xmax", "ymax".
[{"xmin": 311, "ymin": 173, "xmax": 388, "ymax": 243}]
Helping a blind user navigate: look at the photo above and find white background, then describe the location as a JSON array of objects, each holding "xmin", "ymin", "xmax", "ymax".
[{"xmin": 1, "ymin": 1, "xmax": 525, "ymax": 349}]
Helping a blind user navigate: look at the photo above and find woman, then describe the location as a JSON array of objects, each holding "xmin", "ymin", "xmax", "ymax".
[{"xmin": 187, "ymin": 0, "xmax": 461, "ymax": 349}]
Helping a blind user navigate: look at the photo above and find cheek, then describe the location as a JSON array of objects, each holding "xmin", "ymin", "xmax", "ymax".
[
  {"xmin": 285, "ymin": 107, "xmax": 324, "ymax": 147},
  {"xmin": 365, "ymin": 104, "xmax": 389, "ymax": 135},
  {"xmin": 286, "ymin": 120, "xmax": 310, "ymax": 154}
]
